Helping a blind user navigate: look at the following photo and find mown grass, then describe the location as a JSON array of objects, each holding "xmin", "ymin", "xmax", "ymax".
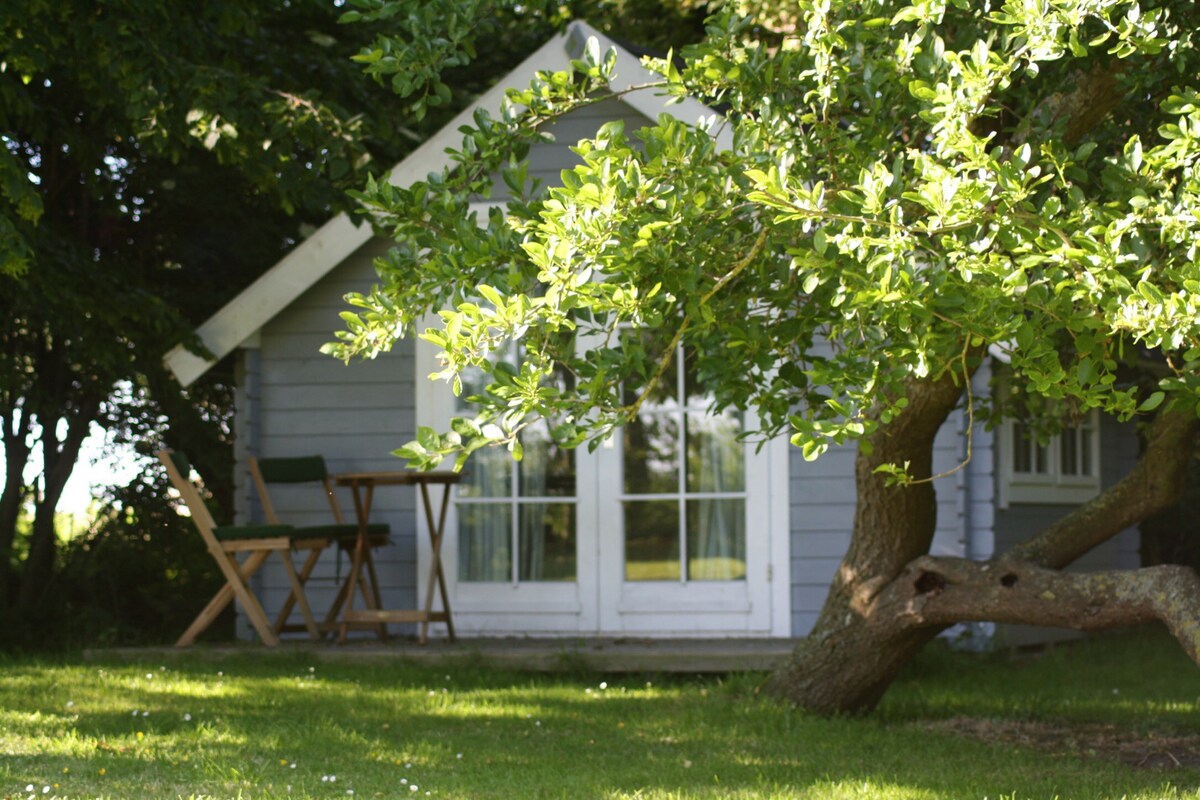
[{"xmin": 1, "ymin": 629, "xmax": 1198, "ymax": 799}]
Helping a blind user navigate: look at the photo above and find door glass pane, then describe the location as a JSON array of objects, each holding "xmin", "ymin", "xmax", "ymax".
[
  {"xmin": 459, "ymin": 447, "xmax": 512, "ymax": 498},
  {"xmin": 687, "ymin": 499, "xmax": 746, "ymax": 580},
  {"xmin": 521, "ymin": 419, "xmax": 575, "ymax": 497},
  {"xmin": 623, "ymin": 413, "xmax": 679, "ymax": 494},
  {"xmin": 456, "ymin": 357, "xmax": 512, "ymax": 498},
  {"xmin": 685, "ymin": 412, "xmax": 744, "ymax": 493},
  {"xmin": 455, "ymin": 344, "xmax": 578, "ymax": 584},
  {"xmin": 624, "ymin": 500, "xmax": 680, "ymax": 581},
  {"xmin": 683, "ymin": 350, "xmax": 715, "ymax": 408},
  {"xmin": 519, "ymin": 503, "xmax": 576, "ymax": 581},
  {"xmin": 458, "ymin": 503, "xmax": 510, "ymax": 582},
  {"xmin": 621, "ymin": 334, "xmax": 678, "ymax": 411}
]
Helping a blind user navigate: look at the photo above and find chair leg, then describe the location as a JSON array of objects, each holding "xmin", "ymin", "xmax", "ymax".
[
  {"xmin": 179, "ymin": 550, "xmax": 277, "ymax": 647},
  {"xmin": 176, "ymin": 583, "xmax": 235, "ymax": 647},
  {"xmin": 323, "ymin": 571, "xmax": 352, "ymax": 630},
  {"xmin": 275, "ymin": 547, "xmax": 324, "ymax": 635},
  {"xmin": 361, "ymin": 548, "xmax": 388, "ymax": 641},
  {"xmin": 227, "ymin": 551, "xmax": 279, "ymax": 646},
  {"xmin": 279, "ymin": 550, "xmax": 321, "ymax": 641}
]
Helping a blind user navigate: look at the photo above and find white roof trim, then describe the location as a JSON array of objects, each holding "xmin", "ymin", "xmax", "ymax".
[{"xmin": 166, "ymin": 21, "xmax": 723, "ymax": 387}]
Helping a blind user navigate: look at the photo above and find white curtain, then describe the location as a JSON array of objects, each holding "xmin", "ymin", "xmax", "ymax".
[
  {"xmin": 458, "ymin": 449, "xmax": 511, "ymax": 582},
  {"xmin": 518, "ymin": 425, "xmax": 549, "ymax": 580},
  {"xmin": 688, "ymin": 412, "xmax": 745, "ymax": 580},
  {"xmin": 457, "ymin": 356, "xmax": 512, "ymax": 582}
]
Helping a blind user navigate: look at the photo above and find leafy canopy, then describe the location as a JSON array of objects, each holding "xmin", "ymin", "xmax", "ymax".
[{"xmin": 329, "ymin": 0, "xmax": 1200, "ymax": 472}]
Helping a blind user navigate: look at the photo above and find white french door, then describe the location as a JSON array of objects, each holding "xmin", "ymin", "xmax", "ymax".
[
  {"xmin": 594, "ymin": 341, "xmax": 775, "ymax": 634},
  {"xmin": 416, "ymin": 336, "xmax": 788, "ymax": 636}
]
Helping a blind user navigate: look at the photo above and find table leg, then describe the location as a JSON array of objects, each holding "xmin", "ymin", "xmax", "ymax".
[
  {"xmin": 418, "ymin": 480, "xmax": 456, "ymax": 644},
  {"xmin": 339, "ymin": 482, "xmax": 372, "ymax": 644},
  {"xmin": 432, "ymin": 481, "xmax": 456, "ymax": 643}
]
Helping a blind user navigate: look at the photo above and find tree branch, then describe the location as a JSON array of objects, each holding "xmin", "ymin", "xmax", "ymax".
[
  {"xmin": 1011, "ymin": 60, "xmax": 1124, "ymax": 149},
  {"xmin": 1004, "ymin": 408, "xmax": 1199, "ymax": 569},
  {"xmin": 881, "ymin": 555, "xmax": 1200, "ymax": 665}
]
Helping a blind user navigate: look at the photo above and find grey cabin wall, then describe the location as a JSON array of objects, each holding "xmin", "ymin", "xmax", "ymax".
[
  {"xmin": 237, "ymin": 236, "xmax": 419, "ymax": 631},
  {"xmin": 231, "ymin": 98, "xmax": 658, "ymax": 638}
]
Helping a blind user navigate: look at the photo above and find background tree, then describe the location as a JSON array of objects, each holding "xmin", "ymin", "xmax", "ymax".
[
  {"xmin": 332, "ymin": 0, "xmax": 1200, "ymax": 714},
  {"xmin": 0, "ymin": 0, "xmax": 419, "ymax": 637}
]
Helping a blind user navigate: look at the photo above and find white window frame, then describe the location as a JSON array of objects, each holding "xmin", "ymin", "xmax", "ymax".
[{"xmin": 998, "ymin": 409, "xmax": 1101, "ymax": 507}]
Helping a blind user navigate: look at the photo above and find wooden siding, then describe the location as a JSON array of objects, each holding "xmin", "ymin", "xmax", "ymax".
[
  {"xmin": 234, "ymin": 98, "xmax": 657, "ymax": 637},
  {"xmin": 238, "ymin": 236, "xmax": 420, "ymax": 632},
  {"xmin": 488, "ymin": 97, "xmax": 654, "ymax": 202}
]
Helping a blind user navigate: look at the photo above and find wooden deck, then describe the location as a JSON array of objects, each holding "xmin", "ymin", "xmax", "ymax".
[{"xmin": 85, "ymin": 637, "xmax": 801, "ymax": 673}]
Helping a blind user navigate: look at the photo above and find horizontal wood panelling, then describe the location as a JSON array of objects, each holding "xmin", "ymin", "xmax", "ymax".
[
  {"xmin": 259, "ymin": 384, "xmax": 417, "ymax": 412},
  {"xmin": 260, "ymin": 409, "xmax": 413, "ymax": 438},
  {"xmin": 246, "ymin": 232, "xmax": 421, "ymax": 623}
]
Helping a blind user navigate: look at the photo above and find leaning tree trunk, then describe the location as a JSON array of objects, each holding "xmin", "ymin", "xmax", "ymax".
[
  {"xmin": 765, "ymin": 375, "xmax": 1200, "ymax": 716},
  {"xmin": 764, "ymin": 369, "xmax": 967, "ymax": 713}
]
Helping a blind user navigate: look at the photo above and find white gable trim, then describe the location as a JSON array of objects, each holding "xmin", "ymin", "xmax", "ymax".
[
  {"xmin": 166, "ymin": 21, "xmax": 722, "ymax": 387},
  {"xmin": 563, "ymin": 25, "xmax": 733, "ymax": 150}
]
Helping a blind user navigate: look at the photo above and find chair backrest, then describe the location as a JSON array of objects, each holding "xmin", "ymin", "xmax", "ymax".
[
  {"xmin": 248, "ymin": 455, "xmax": 345, "ymax": 525},
  {"xmin": 157, "ymin": 449, "xmax": 223, "ymax": 554}
]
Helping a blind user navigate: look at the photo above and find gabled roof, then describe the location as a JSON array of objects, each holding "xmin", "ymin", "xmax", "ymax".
[{"xmin": 165, "ymin": 20, "xmax": 727, "ymax": 388}]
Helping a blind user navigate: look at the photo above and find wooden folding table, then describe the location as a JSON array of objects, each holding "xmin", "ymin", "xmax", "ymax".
[{"xmin": 332, "ymin": 471, "xmax": 460, "ymax": 644}]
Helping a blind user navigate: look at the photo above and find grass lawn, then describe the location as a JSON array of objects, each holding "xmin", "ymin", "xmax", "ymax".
[{"xmin": 1, "ymin": 630, "xmax": 1198, "ymax": 799}]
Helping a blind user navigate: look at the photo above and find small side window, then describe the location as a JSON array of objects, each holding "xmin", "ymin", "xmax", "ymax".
[{"xmin": 999, "ymin": 410, "xmax": 1100, "ymax": 506}]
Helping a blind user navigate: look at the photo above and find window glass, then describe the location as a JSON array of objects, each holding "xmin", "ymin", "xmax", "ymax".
[
  {"xmin": 686, "ymin": 499, "xmax": 746, "ymax": 580},
  {"xmin": 620, "ymin": 334, "xmax": 747, "ymax": 583},
  {"xmin": 458, "ymin": 504, "xmax": 511, "ymax": 582},
  {"xmin": 624, "ymin": 500, "xmax": 680, "ymax": 581},
  {"xmin": 456, "ymin": 345, "xmax": 576, "ymax": 583},
  {"xmin": 685, "ymin": 412, "xmax": 743, "ymax": 493},
  {"xmin": 1003, "ymin": 408, "xmax": 1101, "ymax": 504},
  {"xmin": 519, "ymin": 503, "xmax": 575, "ymax": 581}
]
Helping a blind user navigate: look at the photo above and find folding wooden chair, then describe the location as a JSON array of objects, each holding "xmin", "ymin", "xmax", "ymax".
[
  {"xmin": 158, "ymin": 450, "xmax": 325, "ymax": 647},
  {"xmin": 247, "ymin": 455, "xmax": 390, "ymax": 638}
]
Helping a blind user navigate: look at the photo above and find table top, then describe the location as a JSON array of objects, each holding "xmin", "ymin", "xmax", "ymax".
[{"xmin": 333, "ymin": 470, "xmax": 461, "ymax": 487}]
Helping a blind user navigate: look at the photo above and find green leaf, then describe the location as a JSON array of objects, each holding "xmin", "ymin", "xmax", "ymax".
[
  {"xmin": 1137, "ymin": 281, "xmax": 1164, "ymax": 305},
  {"xmin": 813, "ymin": 227, "xmax": 828, "ymax": 256},
  {"xmin": 1138, "ymin": 391, "xmax": 1165, "ymax": 412}
]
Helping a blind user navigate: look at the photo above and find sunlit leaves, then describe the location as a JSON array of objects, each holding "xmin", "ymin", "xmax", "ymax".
[{"xmin": 339, "ymin": 0, "xmax": 1200, "ymax": 468}]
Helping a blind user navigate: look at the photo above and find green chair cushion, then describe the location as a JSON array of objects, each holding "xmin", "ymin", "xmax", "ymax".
[
  {"xmin": 295, "ymin": 523, "xmax": 390, "ymax": 540},
  {"xmin": 212, "ymin": 524, "xmax": 295, "ymax": 542},
  {"xmin": 256, "ymin": 456, "xmax": 329, "ymax": 483}
]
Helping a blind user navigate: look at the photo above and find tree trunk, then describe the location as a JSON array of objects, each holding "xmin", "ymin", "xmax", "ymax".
[
  {"xmin": 765, "ymin": 378, "xmax": 1200, "ymax": 716},
  {"xmin": 0, "ymin": 402, "xmax": 34, "ymax": 610},
  {"xmin": 16, "ymin": 407, "xmax": 94, "ymax": 610},
  {"xmin": 764, "ymin": 369, "xmax": 967, "ymax": 714}
]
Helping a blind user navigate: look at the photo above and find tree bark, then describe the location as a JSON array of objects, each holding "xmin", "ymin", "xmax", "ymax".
[
  {"xmin": 0, "ymin": 401, "xmax": 34, "ymax": 610},
  {"xmin": 765, "ymin": 379, "xmax": 1200, "ymax": 716},
  {"xmin": 879, "ymin": 557, "xmax": 1200, "ymax": 664},
  {"xmin": 16, "ymin": 405, "xmax": 95, "ymax": 610},
  {"xmin": 763, "ymin": 369, "xmax": 967, "ymax": 714}
]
